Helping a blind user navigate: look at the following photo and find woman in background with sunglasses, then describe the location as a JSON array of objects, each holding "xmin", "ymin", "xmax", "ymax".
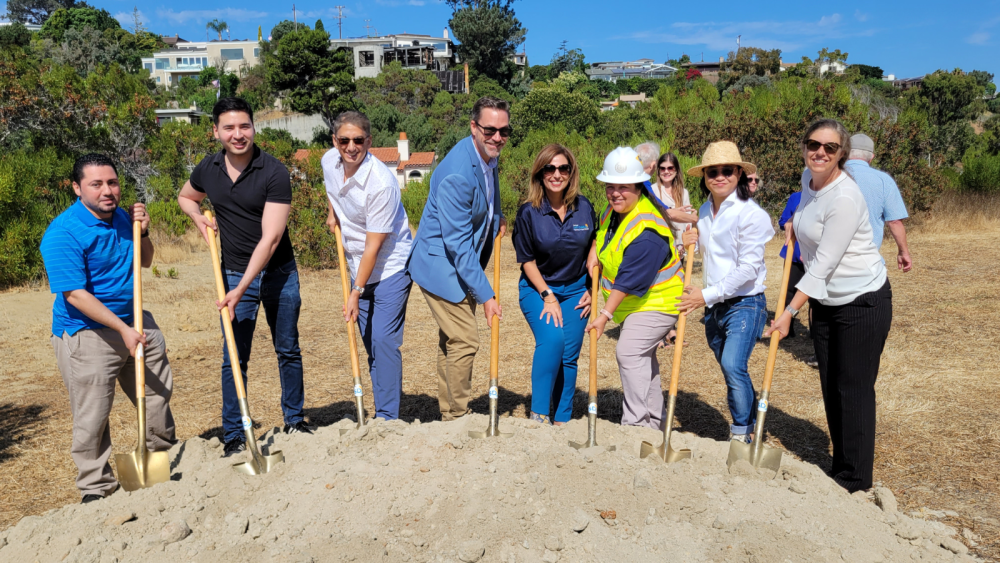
[
  {"xmin": 765, "ymin": 119, "xmax": 892, "ymax": 493},
  {"xmin": 652, "ymin": 152, "xmax": 699, "ymax": 348},
  {"xmin": 678, "ymin": 141, "xmax": 773, "ymax": 444},
  {"xmin": 513, "ymin": 144, "xmax": 597, "ymax": 425}
]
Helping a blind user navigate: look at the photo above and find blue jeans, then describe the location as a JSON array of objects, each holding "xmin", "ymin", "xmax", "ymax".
[
  {"xmin": 518, "ymin": 275, "xmax": 589, "ymax": 423},
  {"xmin": 220, "ymin": 260, "xmax": 304, "ymax": 443},
  {"xmin": 356, "ymin": 270, "xmax": 412, "ymax": 420},
  {"xmin": 704, "ymin": 293, "xmax": 767, "ymax": 435}
]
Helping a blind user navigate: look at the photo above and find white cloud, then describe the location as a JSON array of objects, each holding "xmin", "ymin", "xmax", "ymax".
[
  {"xmin": 854, "ymin": 10, "xmax": 869, "ymax": 22},
  {"xmin": 155, "ymin": 8, "xmax": 269, "ymax": 25},
  {"xmin": 618, "ymin": 13, "xmax": 867, "ymax": 53},
  {"xmin": 967, "ymin": 32, "xmax": 990, "ymax": 45},
  {"xmin": 114, "ymin": 9, "xmax": 148, "ymax": 28}
]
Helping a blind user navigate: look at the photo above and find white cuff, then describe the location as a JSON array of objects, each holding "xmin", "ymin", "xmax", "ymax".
[
  {"xmin": 702, "ymin": 285, "xmax": 723, "ymax": 307},
  {"xmin": 796, "ymin": 272, "xmax": 828, "ymax": 301}
]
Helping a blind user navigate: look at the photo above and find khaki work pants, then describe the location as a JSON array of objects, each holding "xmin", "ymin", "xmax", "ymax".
[
  {"xmin": 616, "ymin": 311, "xmax": 678, "ymax": 430},
  {"xmin": 51, "ymin": 311, "xmax": 177, "ymax": 498},
  {"xmin": 422, "ymin": 290, "xmax": 479, "ymax": 421}
]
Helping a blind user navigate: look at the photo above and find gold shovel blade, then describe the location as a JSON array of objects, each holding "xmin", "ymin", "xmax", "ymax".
[
  {"xmin": 233, "ymin": 449, "xmax": 284, "ymax": 476},
  {"xmin": 569, "ymin": 440, "xmax": 616, "ymax": 451},
  {"xmin": 639, "ymin": 440, "xmax": 691, "ymax": 463},
  {"xmin": 339, "ymin": 423, "xmax": 362, "ymax": 436},
  {"xmin": 468, "ymin": 429, "xmax": 513, "ymax": 439},
  {"xmin": 726, "ymin": 440, "xmax": 782, "ymax": 475},
  {"xmin": 114, "ymin": 450, "xmax": 170, "ymax": 492}
]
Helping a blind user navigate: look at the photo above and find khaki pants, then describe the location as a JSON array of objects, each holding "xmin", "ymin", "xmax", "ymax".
[
  {"xmin": 51, "ymin": 311, "xmax": 177, "ymax": 497},
  {"xmin": 422, "ymin": 290, "xmax": 479, "ymax": 421},
  {"xmin": 616, "ymin": 311, "xmax": 678, "ymax": 430}
]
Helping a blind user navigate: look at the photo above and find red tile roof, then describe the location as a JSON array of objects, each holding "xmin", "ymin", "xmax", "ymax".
[
  {"xmin": 368, "ymin": 147, "xmax": 399, "ymax": 164},
  {"xmin": 400, "ymin": 152, "xmax": 435, "ymax": 170}
]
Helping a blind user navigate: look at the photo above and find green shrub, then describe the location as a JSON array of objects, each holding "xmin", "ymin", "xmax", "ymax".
[
  {"xmin": 509, "ymin": 89, "xmax": 600, "ymax": 145},
  {"xmin": 959, "ymin": 153, "xmax": 1000, "ymax": 193},
  {"xmin": 402, "ymin": 175, "xmax": 431, "ymax": 229},
  {"xmin": 147, "ymin": 200, "xmax": 189, "ymax": 237}
]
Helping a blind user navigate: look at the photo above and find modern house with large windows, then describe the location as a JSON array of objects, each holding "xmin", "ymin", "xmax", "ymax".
[
  {"xmin": 330, "ymin": 30, "xmax": 458, "ymax": 79},
  {"xmin": 141, "ymin": 39, "xmax": 262, "ymax": 87}
]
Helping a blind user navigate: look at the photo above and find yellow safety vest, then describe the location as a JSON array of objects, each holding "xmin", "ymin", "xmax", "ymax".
[{"xmin": 596, "ymin": 195, "xmax": 684, "ymax": 323}]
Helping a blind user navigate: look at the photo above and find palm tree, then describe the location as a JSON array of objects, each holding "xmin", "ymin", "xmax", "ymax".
[{"xmin": 206, "ymin": 19, "xmax": 228, "ymax": 41}]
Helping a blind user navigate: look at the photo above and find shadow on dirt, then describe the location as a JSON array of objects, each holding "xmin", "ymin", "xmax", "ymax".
[{"xmin": 0, "ymin": 403, "xmax": 49, "ymax": 466}]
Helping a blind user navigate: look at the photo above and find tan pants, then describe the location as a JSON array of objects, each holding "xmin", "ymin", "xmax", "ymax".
[
  {"xmin": 51, "ymin": 311, "xmax": 177, "ymax": 497},
  {"xmin": 422, "ymin": 290, "xmax": 479, "ymax": 421},
  {"xmin": 616, "ymin": 311, "xmax": 678, "ymax": 430}
]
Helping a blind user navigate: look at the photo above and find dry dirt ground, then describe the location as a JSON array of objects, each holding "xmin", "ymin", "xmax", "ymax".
[{"xmin": 0, "ymin": 194, "xmax": 997, "ymax": 559}]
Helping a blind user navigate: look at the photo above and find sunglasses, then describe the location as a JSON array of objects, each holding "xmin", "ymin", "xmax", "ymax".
[
  {"xmin": 659, "ymin": 165, "xmax": 676, "ymax": 172},
  {"xmin": 474, "ymin": 122, "xmax": 513, "ymax": 139},
  {"xmin": 804, "ymin": 139, "xmax": 841, "ymax": 155},
  {"xmin": 337, "ymin": 136, "xmax": 367, "ymax": 147},
  {"xmin": 747, "ymin": 177, "xmax": 760, "ymax": 184},
  {"xmin": 705, "ymin": 166, "xmax": 737, "ymax": 179},
  {"xmin": 542, "ymin": 164, "xmax": 572, "ymax": 175}
]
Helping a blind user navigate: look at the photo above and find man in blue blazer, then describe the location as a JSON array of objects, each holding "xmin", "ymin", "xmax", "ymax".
[{"xmin": 408, "ymin": 96, "xmax": 510, "ymax": 421}]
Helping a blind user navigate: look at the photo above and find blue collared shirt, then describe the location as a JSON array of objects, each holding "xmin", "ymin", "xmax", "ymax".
[
  {"xmin": 40, "ymin": 200, "xmax": 134, "ymax": 336},
  {"xmin": 778, "ymin": 192, "xmax": 802, "ymax": 263},
  {"xmin": 513, "ymin": 195, "xmax": 597, "ymax": 286},
  {"xmin": 844, "ymin": 160, "xmax": 909, "ymax": 249}
]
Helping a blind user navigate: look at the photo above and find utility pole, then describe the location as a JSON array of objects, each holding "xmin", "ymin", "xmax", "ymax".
[
  {"xmin": 737, "ymin": 35, "xmax": 741, "ymax": 53},
  {"xmin": 364, "ymin": 19, "xmax": 373, "ymax": 38},
  {"xmin": 334, "ymin": 5, "xmax": 345, "ymax": 39},
  {"xmin": 293, "ymin": 4, "xmax": 297, "ymax": 31}
]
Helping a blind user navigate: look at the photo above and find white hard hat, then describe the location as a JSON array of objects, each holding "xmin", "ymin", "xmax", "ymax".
[{"xmin": 595, "ymin": 147, "xmax": 651, "ymax": 183}]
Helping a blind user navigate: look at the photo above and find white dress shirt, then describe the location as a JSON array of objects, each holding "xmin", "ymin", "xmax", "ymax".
[
  {"xmin": 475, "ymin": 147, "xmax": 497, "ymax": 255},
  {"xmin": 653, "ymin": 183, "xmax": 692, "ymax": 246},
  {"xmin": 793, "ymin": 170, "xmax": 887, "ymax": 306},
  {"xmin": 696, "ymin": 190, "xmax": 774, "ymax": 307},
  {"xmin": 322, "ymin": 150, "xmax": 413, "ymax": 283}
]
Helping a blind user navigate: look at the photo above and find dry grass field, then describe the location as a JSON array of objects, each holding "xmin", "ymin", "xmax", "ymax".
[{"xmin": 1, "ymin": 193, "xmax": 998, "ymax": 558}]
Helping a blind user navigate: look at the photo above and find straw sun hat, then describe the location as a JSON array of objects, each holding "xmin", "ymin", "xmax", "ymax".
[{"xmin": 686, "ymin": 141, "xmax": 757, "ymax": 177}]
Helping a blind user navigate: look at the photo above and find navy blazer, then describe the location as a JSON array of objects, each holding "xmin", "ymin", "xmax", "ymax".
[{"xmin": 407, "ymin": 136, "xmax": 503, "ymax": 304}]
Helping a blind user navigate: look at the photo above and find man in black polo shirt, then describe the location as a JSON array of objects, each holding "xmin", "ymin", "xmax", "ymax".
[{"xmin": 178, "ymin": 97, "xmax": 312, "ymax": 457}]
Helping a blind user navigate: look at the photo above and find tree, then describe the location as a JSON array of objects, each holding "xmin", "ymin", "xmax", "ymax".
[
  {"xmin": 206, "ymin": 18, "xmax": 227, "ymax": 41},
  {"xmin": 853, "ymin": 64, "xmax": 884, "ymax": 81},
  {"xmin": 549, "ymin": 40, "xmax": 585, "ymax": 78},
  {"xmin": 5, "ymin": 0, "xmax": 88, "ymax": 25},
  {"xmin": 314, "ymin": 19, "xmax": 325, "ymax": 32},
  {"xmin": 38, "ymin": 6, "xmax": 118, "ymax": 42},
  {"xmin": 722, "ymin": 46, "xmax": 781, "ymax": 77},
  {"xmin": 265, "ymin": 27, "xmax": 356, "ymax": 128},
  {"xmin": 357, "ymin": 62, "xmax": 443, "ymax": 111},
  {"xmin": 509, "ymin": 89, "xmax": 599, "ymax": 144},
  {"xmin": 918, "ymin": 69, "xmax": 986, "ymax": 124},
  {"xmin": 447, "ymin": 0, "xmax": 526, "ymax": 85},
  {"xmin": 269, "ymin": 20, "xmax": 308, "ymax": 44},
  {"xmin": 969, "ymin": 70, "xmax": 996, "ymax": 97},
  {"xmin": 0, "ymin": 21, "xmax": 32, "ymax": 48}
]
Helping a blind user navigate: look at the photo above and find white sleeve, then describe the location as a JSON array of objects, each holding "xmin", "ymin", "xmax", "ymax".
[
  {"xmin": 701, "ymin": 208, "xmax": 773, "ymax": 307},
  {"xmin": 366, "ymin": 173, "xmax": 402, "ymax": 234},
  {"xmin": 796, "ymin": 194, "xmax": 860, "ymax": 300}
]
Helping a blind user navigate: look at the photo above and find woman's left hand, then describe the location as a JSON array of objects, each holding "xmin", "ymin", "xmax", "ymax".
[
  {"xmin": 677, "ymin": 286, "xmax": 706, "ymax": 313},
  {"xmin": 575, "ymin": 289, "xmax": 592, "ymax": 319},
  {"xmin": 763, "ymin": 311, "xmax": 791, "ymax": 339},
  {"xmin": 585, "ymin": 314, "xmax": 608, "ymax": 341}
]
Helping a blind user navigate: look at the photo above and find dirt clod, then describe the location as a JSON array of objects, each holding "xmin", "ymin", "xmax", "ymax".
[{"xmin": 458, "ymin": 539, "xmax": 485, "ymax": 562}]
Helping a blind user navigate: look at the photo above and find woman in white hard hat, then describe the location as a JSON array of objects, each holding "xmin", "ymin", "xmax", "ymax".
[
  {"xmin": 678, "ymin": 141, "xmax": 774, "ymax": 444},
  {"xmin": 585, "ymin": 147, "xmax": 685, "ymax": 430},
  {"xmin": 765, "ymin": 119, "xmax": 892, "ymax": 493}
]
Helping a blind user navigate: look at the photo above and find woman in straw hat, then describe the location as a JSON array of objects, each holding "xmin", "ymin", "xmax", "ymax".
[
  {"xmin": 678, "ymin": 141, "xmax": 774, "ymax": 444},
  {"xmin": 585, "ymin": 147, "xmax": 685, "ymax": 429},
  {"xmin": 764, "ymin": 118, "xmax": 892, "ymax": 493}
]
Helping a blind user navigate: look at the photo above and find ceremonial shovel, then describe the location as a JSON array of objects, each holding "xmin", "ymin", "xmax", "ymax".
[
  {"xmin": 726, "ymin": 236, "xmax": 796, "ymax": 475},
  {"xmin": 114, "ymin": 220, "xmax": 170, "ymax": 491},
  {"xmin": 640, "ymin": 245, "xmax": 696, "ymax": 463},
  {"xmin": 569, "ymin": 265, "xmax": 614, "ymax": 451},
  {"xmin": 203, "ymin": 210, "xmax": 284, "ymax": 475},
  {"xmin": 333, "ymin": 224, "xmax": 367, "ymax": 434},
  {"xmin": 469, "ymin": 234, "xmax": 512, "ymax": 439}
]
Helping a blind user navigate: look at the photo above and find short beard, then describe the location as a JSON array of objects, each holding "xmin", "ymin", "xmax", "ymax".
[{"xmin": 82, "ymin": 197, "xmax": 118, "ymax": 217}]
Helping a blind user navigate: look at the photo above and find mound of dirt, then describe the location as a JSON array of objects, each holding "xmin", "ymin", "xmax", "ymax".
[{"xmin": 0, "ymin": 416, "xmax": 977, "ymax": 562}]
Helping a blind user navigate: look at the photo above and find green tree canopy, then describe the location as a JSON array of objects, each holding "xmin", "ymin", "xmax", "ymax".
[
  {"xmin": 206, "ymin": 18, "xmax": 227, "ymax": 41},
  {"xmin": 0, "ymin": 21, "xmax": 32, "ymax": 48},
  {"xmin": 38, "ymin": 6, "xmax": 118, "ymax": 42},
  {"xmin": 447, "ymin": 0, "xmax": 526, "ymax": 85},
  {"xmin": 548, "ymin": 40, "xmax": 585, "ymax": 78},
  {"xmin": 509, "ymin": 89, "xmax": 599, "ymax": 144},
  {"xmin": 265, "ymin": 27, "xmax": 356, "ymax": 128},
  {"xmin": 5, "ymin": 0, "xmax": 87, "ymax": 25},
  {"xmin": 853, "ymin": 64, "xmax": 885, "ymax": 80},
  {"xmin": 270, "ymin": 20, "xmax": 308, "ymax": 43}
]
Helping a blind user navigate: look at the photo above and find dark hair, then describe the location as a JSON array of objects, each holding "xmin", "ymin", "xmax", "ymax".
[
  {"xmin": 332, "ymin": 110, "xmax": 371, "ymax": 137},
  {"xmin": 639, "ymin": 182, "xmax": 672, "ymax": 221},
  {"xmin": 698, "ymin": 167, "xmax": 752, "ymax": 202},
  {"xmin": 654, "ymin": 152, "xmax": 685, "ymax": 208},
  {"xmin": 212, "ymin": 97, "xmax": 254, "ymax": 125},
  {"xmin": 72, "ymin": 153, "xmax": 118, "ymax": 185},
  {"xmin": 801, "ymin": 118, "xmax": 851, "ymax": 170},
  {"xmin": 471, "ymin": 96, "xmax": 510, "ymax": 123}
]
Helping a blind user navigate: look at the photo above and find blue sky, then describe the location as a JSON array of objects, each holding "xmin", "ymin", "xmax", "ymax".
[{"xmin": 87, "ymin": 0, "xmax": 999, "ymax": 79}]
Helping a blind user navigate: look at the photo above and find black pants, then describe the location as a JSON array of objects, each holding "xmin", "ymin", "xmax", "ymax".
[
  {"xmin": 810, "ymin": 280, "xmax": 892, "ymax": 492},
  {"xmin": 785, "ymin": 261, "xmax": 806, "ymax": 337}
]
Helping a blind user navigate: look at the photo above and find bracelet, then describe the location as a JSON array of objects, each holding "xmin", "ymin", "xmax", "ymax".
[
  {"xmin": 784, "ymin": 305, "xmax": 799, "ymax": 317},
  {"xmin": 599, "ymin": 308, "xmax": 614, "ymax": 321},
  {"xmin": 140, "ymin": 229, "xmax": 150, "ymax": 238}
]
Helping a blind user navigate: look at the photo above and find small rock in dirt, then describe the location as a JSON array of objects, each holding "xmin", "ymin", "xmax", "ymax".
[
  {"xmin": 633, "ymin": 470, "xmax": 652, "ymax": 489},
  {"xmin": 712, "ymin": 514, "xmax": 739, "ymax": 530},
  {"xmin": 535, "ymin": 483, "xmax": 547, "ymax": 495},
  {"xmin": 571, "ymin": 511, "xmax": 590, "ymax": 533},
  {"xmin": 413, "ymin": 537, "xmax": 426, "ymax": 547},
  {"xmin": 788, "ymin": 480, "xmax": 807, "ymax": 494},
  {"xmin": 104, "ymin": 511, "xmax": 136, "ymax": 526},
  {"xmin": 940, "ymin": 537, "xmax": 968, "ymax": 555},
  {"xmin": 544, "ymin": 535, "xmax": 564, "ymax": 551},
  {"xmin": 873, "ymin": 487, "xmax": 897, "ymax": 513},
  {"xmin": 962, "ymin": 528, "xmax": 980, "ymax": 543},
  {"xmin": 458, "ymin": 539, "xmax": 485, "ymax": 562},
  {"xmin": 542, "ymin": 549, "xmax": 560, "ymax": 563},
  {"xmin": 160, "ymin": 521, "xmax": 191, "ymax": 544},
  {"xmin": 895, "ymin": 520, "xmax": 921, "ymax": 540}
]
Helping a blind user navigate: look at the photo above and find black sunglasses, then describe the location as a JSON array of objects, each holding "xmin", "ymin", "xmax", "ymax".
[
  {"xmin": 337, "ymin": 136, "xmax": 367, "ymax": 147},
  {"xmin": 705, "ymin": 166, "xmax": 737, "ymax": 179},
  {"xmin": 747, "ymin": 177, "xmax": 760, "ymax": 184},
  {"xmin": 659, "ymin": 165, "xmax": 676, "ymax": 172},
  {"xmin": 804, "ymin": 139, "xmax": 841, "ymax": 155},
  {"xmin": 474, "ymin": 122, "xmax": 513, "ymax": 138},
  {"xmin": 541, "ymin": 164, "xmax": 572, "ymax": 175}
]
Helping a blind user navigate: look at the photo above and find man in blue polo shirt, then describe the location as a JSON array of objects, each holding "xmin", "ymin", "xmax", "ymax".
[{"xmin": 40, "ymin": 154, "xmax": 177, "ymax": 503}]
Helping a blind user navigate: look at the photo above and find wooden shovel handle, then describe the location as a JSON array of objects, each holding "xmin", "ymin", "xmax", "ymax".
[
  {"xmin": 760, "ymin": 236, "xmax": 797, "ymax": 394},
  {"xmin": 132, "ymin": 220, "xmax": 146, "ymax": 399},
  {"xmin": 334, "ymin": 224, "xmax": 363, "ymax": 381},
  {"xmin": 588, "ymin": 265, "xmax": 600, "ymax": 396},
  {"xmin": 667, "ymin": 245, "xmax": 696, "ymax": 396},
  {"xmin": 203, "ymin": 210, "xmax": 249, "ymax": 401},
  {"xmin": 490, "ymin": 234, "xmax": 501, "ymax": 382}
]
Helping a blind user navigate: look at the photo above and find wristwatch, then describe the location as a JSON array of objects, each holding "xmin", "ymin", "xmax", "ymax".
[
  {"xmin": 353, "ymin": 284, "xmax": 365, "ymax": 296},
  {"xmin": 784, "ymin": 305, "xmax": 799, "ymax": 317},
  {"xmin": 540, "ymin": 289, "xmax": 552, "ymax": 300}
]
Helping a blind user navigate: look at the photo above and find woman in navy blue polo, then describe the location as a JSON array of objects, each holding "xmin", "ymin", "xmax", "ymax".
[{"xmin": 514, "ymin": 144, "xmax": 597, "ymax": 425}]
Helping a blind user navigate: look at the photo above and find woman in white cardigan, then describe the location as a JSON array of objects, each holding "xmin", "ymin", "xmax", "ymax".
[{"xmin": 765, "ymin": 118, "xmax": 893, "ymax": 493}]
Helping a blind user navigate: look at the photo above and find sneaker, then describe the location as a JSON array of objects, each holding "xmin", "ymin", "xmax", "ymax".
[
  {"xmin": 223, "ymin": 439, "xmax": 246, "ymax": 458},
  {"xmin": 284, "ymin": 421, "xmax": 315, "ymax": 435},
  {"xmin": 529, "ymin": 412, "xmax": 552, "ymax": 425},
  {"xmin": 81, "ymin": 494, "xmax": 103, "ymax": 504},
  {"xmin": 806, "ymin": 355, "xmax": 819, "ymax": 368},
  {"xmin": 729, "ymin": 433, "xmax": 752, "ymax": 444}
]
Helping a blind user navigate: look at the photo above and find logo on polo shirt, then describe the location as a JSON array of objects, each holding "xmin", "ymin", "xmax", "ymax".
[{"xmin": 573, "ymin": 224, "xmax": 589, "ymax": 231}]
